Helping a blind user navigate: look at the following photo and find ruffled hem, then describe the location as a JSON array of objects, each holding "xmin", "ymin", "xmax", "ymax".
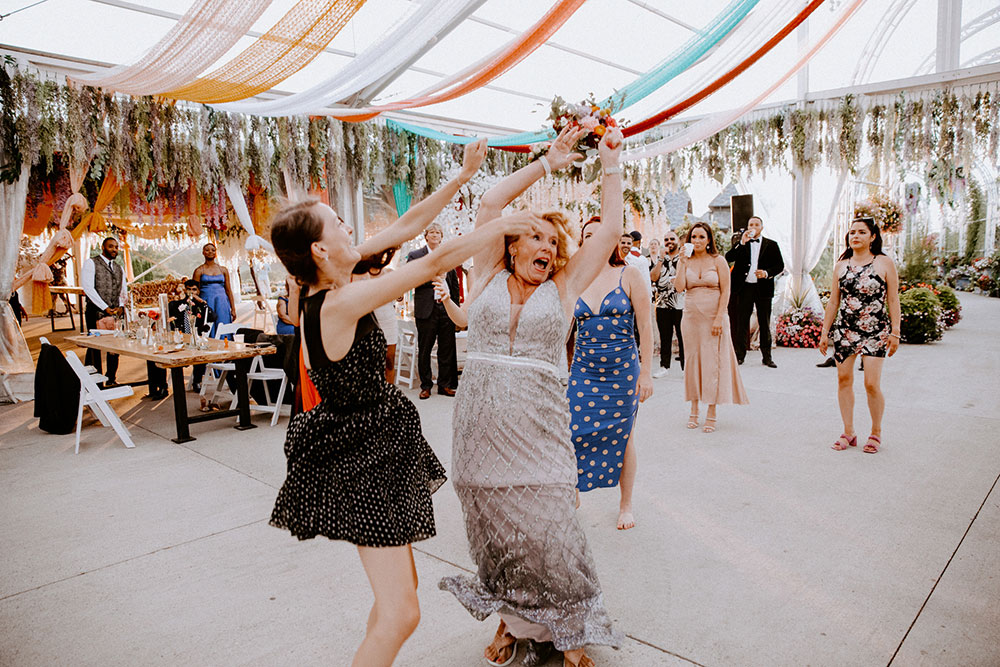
[
  {"xmin": 268, "ymin": 516, "xmax": 437, "ymax": 547},
  {"xmin": 438, "ymin": 575, "xmax": 622, "ymax": 652}
]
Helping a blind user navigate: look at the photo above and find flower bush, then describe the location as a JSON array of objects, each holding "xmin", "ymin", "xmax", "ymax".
[
  {"xmin": 775, "ymin": 307, "xmax": 824, "ymax": 348},
  {"xmin": 900, "ymin": 281, "xmax": 961, "ymax": 328},
  {"xmin": 899, "ymin": 287, "xmax": 943, "ymax": 343}
]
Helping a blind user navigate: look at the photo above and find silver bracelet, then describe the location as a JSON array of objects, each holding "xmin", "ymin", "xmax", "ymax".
[
  {"xmin": 539, "ymin": 155, "xmax": 552, "ymax": 177},
  {"xmin": 888, "ymin": 332, "xmax": 900, "ymax": 339},
  {"xmin": 603, "ymin": 166, "xmax": 622, "ymax": 175}
]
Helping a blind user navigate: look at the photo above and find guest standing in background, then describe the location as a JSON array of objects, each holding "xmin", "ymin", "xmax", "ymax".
[
  {"xmin": 276, "ymin": 276, "xmax": 298, "ymax": 336},
  {"xmin": 650, "ymin": 231, "xmax": 685, "ymax": 377},
  {"xmin": 676, "ymin": 223, "xmax": 748, "ymax": 433},
  {"xmin": 192, "ymin": 242, "xmax": 236, "ymax": 338},
  {"xmin": 81, "ymin": 237, "xmax": 126, "ymax": 386},
  {"xmin": 725, "ymin": 216, "xmax": 784, "ymax": 367},
  {"xmin": 407, "ymin": 223, "xmax": 459, "ymax": 400},
  {"xmin": 820, "ymin": 217, "xmax": 900, "ymax": 454}
]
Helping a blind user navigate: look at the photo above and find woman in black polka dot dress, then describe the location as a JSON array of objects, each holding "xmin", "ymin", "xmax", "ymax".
[{"xmin": 266, "ymin": 139, "xmax": 541, "ymax": 666}]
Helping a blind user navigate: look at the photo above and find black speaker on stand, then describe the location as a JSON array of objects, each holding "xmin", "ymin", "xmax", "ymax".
[{"xmin": 730, "ymin": 194, "xmax": 754, "ymax": 237}]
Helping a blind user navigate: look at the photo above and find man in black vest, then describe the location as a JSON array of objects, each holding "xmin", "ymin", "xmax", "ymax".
[
  {"xmin": 406, "ymin": 223, "xmax": 460, "ymax": 399},
  {"xmin": 82, "ymin": 237, "xmax": 127, "ymax": 385},
  {"xmin": 725, "ymin": 216, "xmax": 784, "ymax": 367}
]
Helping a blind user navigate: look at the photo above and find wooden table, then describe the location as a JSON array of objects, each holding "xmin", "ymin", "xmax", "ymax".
[
  {"xmin": 48, "ymin": 286, "xmax": 85, "ymax": 333},
  {"xmin": 68, "ymin": 334, "xmax": 277, "ymax": 444}
]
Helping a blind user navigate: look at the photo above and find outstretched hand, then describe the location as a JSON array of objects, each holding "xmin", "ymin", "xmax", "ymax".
[
  {"xmin": 459, "ymin": 139, "xmax": 489, "ymax": 183},
  {"xmin": 598, "ymin": 126, "xmax": 623, "ymax": 165},
  {"xmin": 545, "ymin": 125, "xmax": 586, "ymax": 171}
]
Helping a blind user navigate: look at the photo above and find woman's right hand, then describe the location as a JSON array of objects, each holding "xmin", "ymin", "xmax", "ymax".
[
  {"xmin": 458, "ymin": 139, "xmax": 488, "ymax": 183},
  {"xmin": 598, "ymin": 126, "xmax": 624, "ymax": 165},
  {"xmin": 496, "ymin": 211, "xmax": 544, "ymax": 238},
  {"xmin": 545, "ymin": 125, "xmax": 586, "ymax": 171},
  {"xmin": 819, "ymin": 333, "xmax": 829, "ymax": 356}
]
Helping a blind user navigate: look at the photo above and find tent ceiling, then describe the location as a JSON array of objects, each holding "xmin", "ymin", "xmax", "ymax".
[{"xmin": 1, "ymin": 0, "xmax": 999, "ymax": 135}]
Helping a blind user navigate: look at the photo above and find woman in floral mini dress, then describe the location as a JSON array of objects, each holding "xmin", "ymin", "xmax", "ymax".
[{"xmin": 819, "ymin": 217, "xmax": 901, "ymax": 453}]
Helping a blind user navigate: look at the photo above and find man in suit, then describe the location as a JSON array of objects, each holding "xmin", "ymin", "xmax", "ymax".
[
  {"xmin": 406, "ymin": 223, "xmax": 460, "ymax": 399},
  {"xmin": 81, "ymin": 237, "xmax": 127, "ymax": 385},
  {"xmin": 725, "ymin": 216, "xmax": 784, "ymax": 367}
]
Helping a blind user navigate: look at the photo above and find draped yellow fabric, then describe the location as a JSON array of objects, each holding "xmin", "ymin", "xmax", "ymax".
[{"xmin": 166, "ymin": 0, "xmax": 368, "ymax": 104}]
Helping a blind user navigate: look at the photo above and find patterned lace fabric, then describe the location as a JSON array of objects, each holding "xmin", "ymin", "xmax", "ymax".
[
  {"xmin": 829, "ymin": 261, "xmax": 890, "ymax": 363},
  {"xmin": 440, "ymin": 270, "xmax": 622, "ymax": 652}
]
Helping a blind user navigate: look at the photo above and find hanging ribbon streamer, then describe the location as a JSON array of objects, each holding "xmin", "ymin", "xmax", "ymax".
[
  {"xmin": 166, "ymin": 0, "xmax": 368, "ymax": 104},
  {"xmin": 69, "ymin": 0, "xmax": 273, "ymax": 95},
  {"xmin": 214, "ymin": 0, "xmax": 486, "ymax": 116},
  {"xmin": 225, "ymin": 181, "xmax": 274, "ymax": 253},
  {"xmin": 622, "ymin": 0, "xmax": 865, "ymax": 162},
  {"xmin": 325, "ymin": 0, "xmax": 587, "ymax": 122},
  {"xmin": 376, "ymin": 0, "xmax": 762, "ymax": 147},
  {"xmin": 392, "ymin": 179, "xmax": 412, "ymax": 217}
]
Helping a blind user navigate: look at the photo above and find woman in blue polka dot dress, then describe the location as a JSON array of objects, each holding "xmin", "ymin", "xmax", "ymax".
[{"xmin": 569, "ymin": 217, "xmax": 654, "ymax": 530}]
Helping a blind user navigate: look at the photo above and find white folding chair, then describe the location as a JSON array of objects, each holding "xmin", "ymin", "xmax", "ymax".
[
  {"xmin": 230, "ymin": 355, "xmax": 288, "ymax": 426},
  {"xmin": 200, "ymin": 322, "xmax": 241, "ymax": 404},
  {"xmin": 394, "ymin": 321, "xmax": 418, "ymax": 389},
  {"xmin": 40, "ymin": 337, "xmax": 107, "ymax": 383},
  {"xmin": 65, "ymin": 351, "xmax": 135, "ymax": 453}
]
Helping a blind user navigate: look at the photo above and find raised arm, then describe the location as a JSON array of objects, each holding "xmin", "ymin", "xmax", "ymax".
[
  {"xmin": 355, "ymin": 139, "xmax": 488, "ymax": 259},
  {"xmin": 332, "ymin": 212, "xmax": 542, "ymax": 327},
  {"xmin": 472, "ymin": 125, "xmax": 586, "ymax": 281},
  {"xmin": 819, "ymin": 261, "xmax": 844, "ymax": 356},
  {"xmin": 559, "ymin": 127, "xmax": 625, "ymax": 302}
]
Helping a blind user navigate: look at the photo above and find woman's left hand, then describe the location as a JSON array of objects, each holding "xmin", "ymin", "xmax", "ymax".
[
  {"xmin": 888, "ymin": 334, "xmax": 900, "ymax": 356},
  {"xmin": 638, "ymin": 372, "xmax": 654, "ymax": 402},
  {"xmin": 711, "ymin": 318, "xmax": 723, "ymax": 336}
]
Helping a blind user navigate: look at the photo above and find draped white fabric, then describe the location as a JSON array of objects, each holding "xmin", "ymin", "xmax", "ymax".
[
  {"xmin": 622, "ymin": 0, "xmax": 864, "ymax": 163},
  {"xmin": 224, "ymin": 181, "xmax": 274, "ymax": 253},
  {"xmin": 69, "ymin": 0, "xmax": 273, "ymax": 95},
  {"xmin": 214, "ymin": 0, "xmax": 486, "ymax": 117},
  {"xmin": 1, "ymin": 166, "xmax": 34, "ymax": 377}
]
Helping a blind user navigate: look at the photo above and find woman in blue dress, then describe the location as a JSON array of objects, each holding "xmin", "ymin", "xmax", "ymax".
[
  {"xmin": 192, "ymin": 242, "xmax": 236, "ymax": 338},
  {"xmin": 569, "ymin": 217, "xmax": 654, "ymax": 530}
]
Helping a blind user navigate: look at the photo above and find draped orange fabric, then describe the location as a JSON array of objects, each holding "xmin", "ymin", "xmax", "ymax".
[
  {"xmin": 166, "ymin": 0, "xmax": 368, "ymax": 104},
  {"xmin": 23, "ymin": 185, "xmax": 54, "ymax": 236},
  {"xmin": 81, "ymin": 173, "xmax": 121, "ymax": 233},
  {"xmin": 332, "ymin": 0, "xmax": 586, "ymax": 122}
]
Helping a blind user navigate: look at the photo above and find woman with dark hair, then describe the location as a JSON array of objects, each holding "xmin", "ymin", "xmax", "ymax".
[
  {"xmin": 568, "ymin": 216, "xmax": 654, "ymax": 531},
  {"xmin": 267, "ymin": 140, "xmax": 539, "ymax": 666},
  {"xmin": 675, "ymin": 222, "xmax": 748, "ymax": 432},
  {"xmin": 192, "ymin": 243, "xmax": 236, "ymax": 338},
  {"xmin": 437, "ymin": 126, "xmax": 626, "ymax": 667},
  {"xmin": 819, "ymin": 217, "xmax": 901, "ymax": 453}
]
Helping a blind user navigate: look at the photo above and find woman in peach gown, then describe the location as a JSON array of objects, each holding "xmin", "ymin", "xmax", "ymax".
[{"xmin": 674, "ymin": 222, "xmax": 748, "ymax": 432}]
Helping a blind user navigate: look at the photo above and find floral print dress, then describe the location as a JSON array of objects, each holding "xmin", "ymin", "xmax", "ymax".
[{"xmin": 829, "ymin": 260, "xmax": 890, "ymax": 363}]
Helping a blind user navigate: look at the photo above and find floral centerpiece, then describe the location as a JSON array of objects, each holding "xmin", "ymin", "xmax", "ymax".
[
  {"xmin": 532, "ymin": 95, "xmax": 620, "ymax": 182},
  {"xmin": 854, "ymin": 191, "xmax": 904, "ymax": 235},
  {"xmin": 775, "ymin": 307, "xmax": 824, "ymax": 348}
]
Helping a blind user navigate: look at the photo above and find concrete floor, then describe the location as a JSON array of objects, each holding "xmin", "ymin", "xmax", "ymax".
[{"xmin": 1, "ymin": 293, "xmax": 998, "ymax": 666}]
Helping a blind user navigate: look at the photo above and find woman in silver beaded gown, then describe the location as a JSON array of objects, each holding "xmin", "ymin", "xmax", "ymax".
[{"xmin": 438, "ymin": 126, "xmax": 627, "ymax": 667}]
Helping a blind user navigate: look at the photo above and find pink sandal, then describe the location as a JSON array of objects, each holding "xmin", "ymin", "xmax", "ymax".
[
  {"xmin": 831, "ymin": 433, "xmax": 857, "ymax": 451},
  {"xmin": 863, "ymin": 435, "xmax": 881, "ymax": 453}
]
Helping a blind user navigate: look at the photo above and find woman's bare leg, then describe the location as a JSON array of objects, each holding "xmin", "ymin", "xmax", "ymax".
[
  {"xmin": 353, "ymin": 545, "xmax": 421, "ymax": 667},
  {"xmin": 862, "ymin": 356, "xmax": 885, "ymax": 437},
  {"xmin": 836, "ymin": 355, "xmax": 856, "ymax": 436},
  {"xmin": 617, "ymin": 425, "xmax": 637, "ymax": 530}
]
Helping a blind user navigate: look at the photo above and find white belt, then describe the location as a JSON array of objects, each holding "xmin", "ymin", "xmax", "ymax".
[{"xmin": 466, "ymin": 351, "xmax": 559, "ymax": 376}]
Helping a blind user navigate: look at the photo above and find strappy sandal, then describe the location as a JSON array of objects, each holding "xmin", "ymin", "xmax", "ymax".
[
  {"xmin": 702, "ymin": 417, "xmax": 717, "ymax": 433},
  {"xmin": 484, "ymin": 621, "xmax": 517, "ymax": 666},
  {"xmin": 863, "ymin": 435, "xmax": 881, "ymax": 453},
  {"xmin": 563, "ymin": 652, "xmax": 595, "ymax": 667},
  {"xmin": 687, "ymin": 413, "xmax": 699, "ymax": 429},
  {"xmin": 831, "ymin": 433, "xmax": 857, "ymax": 451}
]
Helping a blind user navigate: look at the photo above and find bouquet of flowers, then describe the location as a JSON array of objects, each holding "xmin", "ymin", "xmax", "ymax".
[
  {"xmin": 775, "ymin": 307, "xmax": 823, "ymax": 348},
  {"xmin": 533, "ymin": 95, "xmax": 620, "ymax": 182},
  {"xmin": 854, "ymin": 192, "xmax": 904, "ymax": 235}
]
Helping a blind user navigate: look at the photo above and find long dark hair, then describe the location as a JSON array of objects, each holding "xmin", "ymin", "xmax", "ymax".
[
  {"xmin": 270, "ymin": 198, "xmax": 394, "ymax": 284},
  {"xmin": 838, "ymin": 217, "xmax": 884, "ymax": 261},
  {"xmin": 686, "ymin": 222, "xmax": 718, "ymax": 256},
  {"xmin": 579, "ymin": 215, "xmax": 625, "ymax": 267}
]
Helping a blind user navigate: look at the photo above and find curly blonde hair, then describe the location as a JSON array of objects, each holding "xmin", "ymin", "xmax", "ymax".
[{"xmin": 504, "ymin": 211, "xmax": 577, "ymax": 277}]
